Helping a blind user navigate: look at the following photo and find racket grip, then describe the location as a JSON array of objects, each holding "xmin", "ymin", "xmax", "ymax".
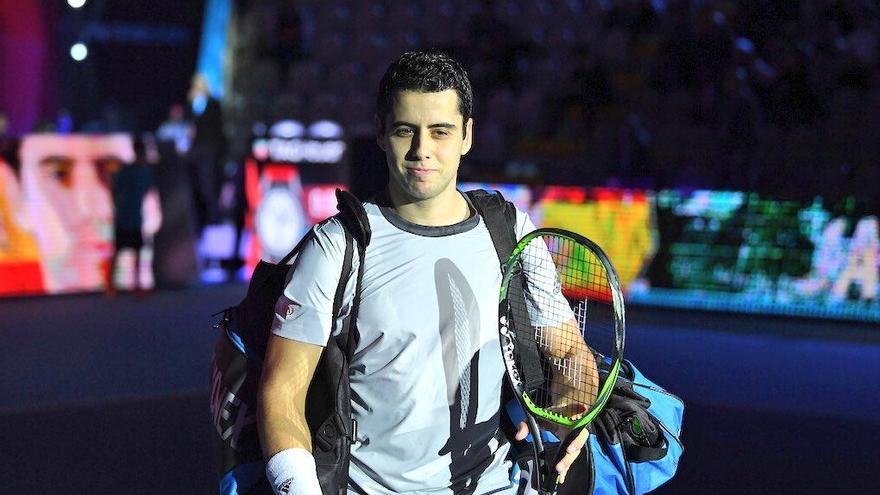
[{"xmin": 542, "ymin": 429, "xmax": 582, "ymax": 495}]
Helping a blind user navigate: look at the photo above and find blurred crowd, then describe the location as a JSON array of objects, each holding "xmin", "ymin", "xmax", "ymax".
[
  {"xmin": 3, "ymin": 0, "xmax": 878, "ymax": 207},
  {"xmin": 224, "ymin": 0, "xmax": 878, "ymax": 204}
]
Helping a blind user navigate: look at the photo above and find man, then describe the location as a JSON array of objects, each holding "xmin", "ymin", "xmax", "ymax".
[
  {"xmin": 185, "ymin": 74, "xmax": 226, "ymax": 231},
  {"xmin": 106, "ymin": 136, "xmax": 161, "ymax": 295},
  {"xmin": 18, "ymin": 133, "xmax": 128, "ymax": 293},
  {"xmin": 156, "ymin": 103, "xmax": 191, "ymax": 156},
  {"xmin": 257, "ymin": 50, "xmax": 588, "ymax": 495}
]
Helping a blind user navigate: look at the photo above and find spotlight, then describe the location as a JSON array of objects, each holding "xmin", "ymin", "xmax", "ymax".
[
  {"xmin": 68, "ymin": 0, "xmax": 87, "ymax": 8},
  {"xmin": 70, "ymin": 43, "xmax": 88, "ymax": 61}
]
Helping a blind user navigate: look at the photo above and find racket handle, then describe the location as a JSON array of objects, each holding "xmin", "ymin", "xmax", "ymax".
[
  {"xmin": 540, "ymin": 470, "xmax": 560, "ymax": 495},
  {"xmin": 542, "ymin": 429, "xmax": 582, "ymax": 495}
]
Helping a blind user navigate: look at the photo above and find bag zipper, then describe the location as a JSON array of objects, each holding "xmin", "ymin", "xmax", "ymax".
[
  {"xmin": 632, "ymin": 382, "xmax": 685, "ymax": 404},
  {"xmin": 657, "ymin": 420, "xmax": 684, "ymax": 452}
]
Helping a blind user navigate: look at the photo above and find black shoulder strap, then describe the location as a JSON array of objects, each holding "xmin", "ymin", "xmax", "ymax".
[
  {"xmin": 309, "ymin": 189, "xmax": 370, "ymax": 469},
  {"xmin": 333, "ymin": 189, "xmax": 370, "ymax": 360},
  {"xmin": 465, "ymin": 189, "xmax": 545, "ymax": 393},
  {"xmin": 335, "ymin": 188, "xmax": 371, "ymax": 252},
  {"xmin": 330, "ymin": 229, "xmax": 354, "ymax": 340},
  {"xmin": 464, "ymin": 189, "xmax": 517, "ymax": 259}
]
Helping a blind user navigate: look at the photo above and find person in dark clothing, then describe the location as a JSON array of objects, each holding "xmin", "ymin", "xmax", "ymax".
[
  {"xmin": 185, "ymin": 74, "xmax": 226, "ymax": 231},
  {"xmin": 107, "ymin": 137, "xmax": 159, "ymax": 296}
]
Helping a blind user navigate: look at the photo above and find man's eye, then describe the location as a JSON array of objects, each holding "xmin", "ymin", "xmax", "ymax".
[
  {"xmin": 40, "ymin": 158, "xmax": 74, "ymax": 185},
  {"xmin": 432, "ymin": 129, "xmax": 450, "ymax": 138},
  {"xmin": 393, "ymin": 128, "xmax": 413, "ymax": 137}
]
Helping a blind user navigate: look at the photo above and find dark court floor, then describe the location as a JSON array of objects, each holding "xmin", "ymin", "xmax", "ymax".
[{"xmin": 1, "ymin": 284, "xmax": 878, "ymax": 493}]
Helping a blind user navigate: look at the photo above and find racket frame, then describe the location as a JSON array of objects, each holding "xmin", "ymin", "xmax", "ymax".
[{"xmin": 498, "ymin": 228, "xmax": 626, "ymax": 492}]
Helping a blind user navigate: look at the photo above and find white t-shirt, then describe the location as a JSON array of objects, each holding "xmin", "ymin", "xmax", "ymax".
[{"xmin": 272, "ymin": 193, "xmax": 538, "ymax": 495}]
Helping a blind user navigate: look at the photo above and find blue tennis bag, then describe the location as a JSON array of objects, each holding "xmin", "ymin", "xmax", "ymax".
[{"xmin": 508, "ymin": 359, "xmax": 684, "ymax": 494}]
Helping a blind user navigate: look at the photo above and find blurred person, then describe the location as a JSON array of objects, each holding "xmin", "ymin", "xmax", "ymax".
[
  {"xmin": 18, "ymin": 134, "xmax": 131, "ymax": 293},
  {"xmin": 186, "ymin": 74, "xmax": 226, "ymax": 231},
  {"xmin": 106, "ymin": 136, "xmax": 162, "ymax": 296},
  {"xmin": 156, "ymin": 103, "xmax": 191, "ymax": 156}
]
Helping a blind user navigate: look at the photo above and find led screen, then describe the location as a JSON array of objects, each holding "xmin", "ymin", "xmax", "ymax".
[
  {"xmin": 464, "ymin": 184, "xmax": 878, "ymax": 323},
  {"xmin": 0, "ymin": 134, "xmax": 158, "ymax": 296},
  {"xmin": 5, "ymin": 156, "xmax": 878, "ymax": 324},
  {"xmin": 630, "ymin": 191, "xmax": 879, "ymax": 322}
]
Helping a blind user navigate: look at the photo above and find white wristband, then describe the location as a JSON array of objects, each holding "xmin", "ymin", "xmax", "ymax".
[{"xmin": 265, "ymin": 448, "xmax": 322, "ymax": 495}]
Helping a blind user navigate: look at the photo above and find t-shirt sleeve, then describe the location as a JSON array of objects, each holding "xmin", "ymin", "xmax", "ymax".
[
  {"xmin": 270, "ymin": 218, "xmax": 353, "ymax": 346},
  {"xmin": 513, "ymin": 208, "xmax": 576, "ymax": 327},
  {"xmin": 513, "ymin": 207, "xmax": 536, "ymax": 240}
]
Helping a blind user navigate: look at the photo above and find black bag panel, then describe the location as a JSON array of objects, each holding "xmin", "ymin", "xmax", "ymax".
[
  {"xmin": 210, "ymin": 315, "xmax": 264, "ymax": 478},
  {"xmin": 307, "ymin": 336, "xmax": 353, "ymax": 495},
  {"xmin": 234, "ymin": 261, "xmax": 288, "ymax": 360},
  {"xmin": 212, "ymin": 305, "xmax": 356, "ymax": 495},
  {"xmin": 555, "ymin": 438, "xmax": 595, "ymax": 495},
  {"xmin": 211, "ymin": 210, "xmax": 362, "ymax": 494}
]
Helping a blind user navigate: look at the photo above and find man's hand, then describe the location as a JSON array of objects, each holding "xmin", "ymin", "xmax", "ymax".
[{"xmin": 515, "ymin": 421, "xmax": 590, "ymax": 484}]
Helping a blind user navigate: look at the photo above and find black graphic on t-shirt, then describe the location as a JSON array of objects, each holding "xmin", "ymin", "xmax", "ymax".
[{"xmin": 435, "ymin": 258, "xmax": 500, "ymax": 494}]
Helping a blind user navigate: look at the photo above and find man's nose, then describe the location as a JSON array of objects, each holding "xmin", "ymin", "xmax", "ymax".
[{"xmin": 406, "ymin": 130, "xmax": 433, "ymax": 161}]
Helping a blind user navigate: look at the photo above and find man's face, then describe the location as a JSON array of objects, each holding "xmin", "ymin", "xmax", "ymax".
[
  {"xmin": 19, "ymin": 134, "xmax": 132, "ymax": 291},
  {"xmin": 377, "ymin": 89, "xmax": 473, "ymax": 204}
]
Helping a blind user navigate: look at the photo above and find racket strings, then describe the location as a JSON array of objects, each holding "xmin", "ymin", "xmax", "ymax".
[{"xmin": 508, "ymin": 235, "xmax": 617, "ymax": 421}]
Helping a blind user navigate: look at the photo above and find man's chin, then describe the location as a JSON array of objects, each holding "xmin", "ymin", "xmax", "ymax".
[{"xmin": 398, "ymin": 182, "xmax": 442, "ymax": 202}]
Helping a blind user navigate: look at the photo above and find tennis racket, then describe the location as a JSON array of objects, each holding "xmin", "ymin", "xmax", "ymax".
[{"xmin": 499, "ymin": 228, "xmax": 625, "ymax": 494}]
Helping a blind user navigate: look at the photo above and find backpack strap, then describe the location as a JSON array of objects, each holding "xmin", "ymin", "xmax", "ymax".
[
  {"xmin": 333, "ymin": 189, "xmax": 370, "ymax": 360},
  {"xmin": 465, "ymin": 189, "xmax": 544, "ymax": 393},
  {"xmin": 335, "ymin": 188, "xmax": 372, "ymax": 252},
  {"xmin": 330, "ymin": 229, "xmax": 355, "ymax": 339},
  {"xmin": 276, "ymin": 187, "xmax": 369, "ymax": 276},
  {"xmin": 464, "ymin": 189, "xmax": 517, "ymax": 254},
  {"xmin": 309, "ymin": 189, "xmax": 371, "ymax": 493}
]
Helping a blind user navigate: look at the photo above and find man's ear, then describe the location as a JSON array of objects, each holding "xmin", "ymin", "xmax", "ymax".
[
  {"xmin": 462, "ymin": 117, "xmax": 474, "ymax": 156},
  {"xmin": 374, "ymin": 114, "xmax": 386, "ymax": 151}
]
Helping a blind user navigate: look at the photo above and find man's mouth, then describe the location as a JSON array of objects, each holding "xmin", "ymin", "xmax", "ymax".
[{"xmin": 407, "ymin": 168, "xmax": 435, "ymax": 178}]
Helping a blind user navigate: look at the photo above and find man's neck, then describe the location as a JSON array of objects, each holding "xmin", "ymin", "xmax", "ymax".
[{"xmin": 387, "ymin": 187, "xmax": 470, "ymax": 227}]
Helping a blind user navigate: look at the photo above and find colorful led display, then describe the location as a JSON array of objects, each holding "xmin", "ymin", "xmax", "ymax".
[
  {"xmin": 4, "ymin": 151, "xmax": 877, "ymax": 323},
  {"xmin": 0, "ymin": 134, "xmax": 161, "ymax": 296}
]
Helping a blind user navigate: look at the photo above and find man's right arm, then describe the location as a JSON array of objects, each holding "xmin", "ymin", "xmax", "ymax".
[
  {"xmin": 257, "ymin": 333, "xmax": 323, "ymax": 456},
  {"xmin": 257, "ymin": 219, "xmax": 349, "ymax": 493},
  {"xmin": 257, "ymin": 334, "xmax": 325, "ymax": 494}
]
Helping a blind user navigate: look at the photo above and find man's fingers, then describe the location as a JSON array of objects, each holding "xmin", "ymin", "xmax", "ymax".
[
  {"xmin": 555, "ymin": 428, "xmax": 590, "ymax": 483},
  {"xmin": 568, "ymin": 427, "xmax": 590, "ymax": 452},
  {"xmin": 514, "ymin": 420, "xmax": 590, "ymax": 484},
  {"xmin": 515, "ymin": 421, "xmax": 529, "ymax": 441}
]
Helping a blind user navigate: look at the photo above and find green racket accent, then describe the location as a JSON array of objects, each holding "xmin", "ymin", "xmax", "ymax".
[
  {"xmin": 520, "ymin": 359, "xmax": 622, "ymax": 429},
  {"xmin": 499, "ymin": 228, "xmax": 626, "ymax": 431}
]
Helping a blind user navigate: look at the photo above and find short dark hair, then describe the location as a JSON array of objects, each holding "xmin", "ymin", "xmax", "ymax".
[{"xmin": 376, "ymin": 50, "xmax": 473, "ymax": 133}]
